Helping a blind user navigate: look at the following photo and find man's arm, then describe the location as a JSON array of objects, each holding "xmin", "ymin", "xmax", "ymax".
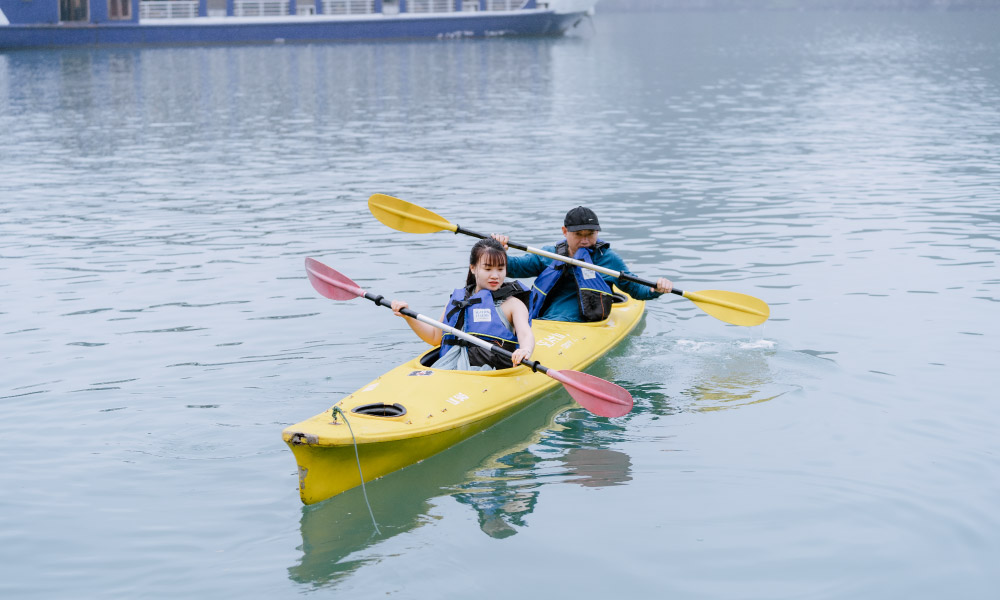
[
  {"xmin": 597, "ymin": 250, "xmax": 665, "ymax": 301},
  {"xmin": 505, "ymin": 250, "xmax": 550, "ymax": 279}
]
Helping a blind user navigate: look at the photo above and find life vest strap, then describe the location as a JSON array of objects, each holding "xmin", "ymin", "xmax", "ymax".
[{"xmin": 446, "ymin": 295, "xmax": 483, "ymax": 322}]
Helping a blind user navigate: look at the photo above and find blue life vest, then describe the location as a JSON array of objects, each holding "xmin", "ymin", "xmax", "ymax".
[
  {"xmin": 440, "ymin": 281, "xmax": 530, "ymax": 369},
  {"xmin": 529, "ymin": 241, "xmax": 615, "ymax": 322}
]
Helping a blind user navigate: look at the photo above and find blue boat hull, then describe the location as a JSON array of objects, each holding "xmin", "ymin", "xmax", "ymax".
[{"xmin": 0, "ymin": 11, "xmax": 589, "ymax": 50}]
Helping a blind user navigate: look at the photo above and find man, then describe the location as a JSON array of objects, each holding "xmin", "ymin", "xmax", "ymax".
[{"xmin": 493, "ymin": 206, "xmax": 672, "ymax": 323}]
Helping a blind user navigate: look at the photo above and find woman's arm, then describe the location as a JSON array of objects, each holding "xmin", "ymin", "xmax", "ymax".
[
  {"xmin": 503, "ymin": 297, "xmax": 535, "ymax": 367},
  {"xmin": 390, "ymin": 300, "xmax": 444, "ymax": 346}
]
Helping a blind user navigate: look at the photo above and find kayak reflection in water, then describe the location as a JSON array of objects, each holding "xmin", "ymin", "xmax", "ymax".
[
  {"xmin": 454, "ymin": 440, "xmax": 632, "ymax": 539},
  {"xmin": 390, "ymin": 238, "xmax": 535, "ymax": 371}
]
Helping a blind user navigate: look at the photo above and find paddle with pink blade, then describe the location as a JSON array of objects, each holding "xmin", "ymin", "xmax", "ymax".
[{"xmin": 305, "ymin": 257, "xmax": 633, "ymax": 418}]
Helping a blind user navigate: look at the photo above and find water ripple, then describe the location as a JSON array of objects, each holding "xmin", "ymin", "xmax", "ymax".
[{"xmin": 2, "ymin": 9, "xmax": 1000, "ymax": 598}]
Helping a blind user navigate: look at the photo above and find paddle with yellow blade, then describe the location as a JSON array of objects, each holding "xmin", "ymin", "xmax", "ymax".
[
  {"xmin": 304, "ymin": 258, "xmax": 634, "ymax": 418},
  {"xmin": 368, "ymin": 193, "xmax": 770, "ymax": 327}
]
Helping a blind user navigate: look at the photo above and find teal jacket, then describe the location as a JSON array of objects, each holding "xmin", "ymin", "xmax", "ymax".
[{"xmin": 505, "ymin": 243, "xmax": 663, "ymax": 322}]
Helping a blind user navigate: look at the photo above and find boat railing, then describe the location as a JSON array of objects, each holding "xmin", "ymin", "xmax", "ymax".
[
  {"xmin": 407, "ymin": 0, "xmax": 454, "ymax": 12},
  {"xmin": 234, "ymin": 0, "xmax": 290, "ymax": 16},
  {"xmin": 139, "ymin": 0, "xmax": 199, "ymax": 18},
  {"xmin": 136, "ymin": 0, "xmax": 524, "ymax": 20},
  {"xmin": 321, "ymin": 0, "xmax": 375, "ymax": 14}
]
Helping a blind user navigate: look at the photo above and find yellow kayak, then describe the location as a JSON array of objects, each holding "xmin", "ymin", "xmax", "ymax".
[{"xmin": 282, "ymin": 291, "xmax": 645, "ymax": 505}]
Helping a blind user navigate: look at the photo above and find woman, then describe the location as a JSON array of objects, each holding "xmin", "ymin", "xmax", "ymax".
[{"xmin": 391, "ymin": 238, "xmax": 534, "ymax": 370}]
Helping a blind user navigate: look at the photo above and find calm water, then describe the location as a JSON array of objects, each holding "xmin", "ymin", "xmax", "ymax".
[{"xmin": 2, "ymin": 9, "xmax": 999, "ymax": 598}]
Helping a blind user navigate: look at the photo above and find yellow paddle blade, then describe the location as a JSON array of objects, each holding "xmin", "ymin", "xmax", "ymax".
[
  {"xmin": 368, "ymin": 194, "xmax": 458, "ymax": 234},
  {"xmin": 682, "ymin": 290, "xmax": 770, "ymax": 327}
]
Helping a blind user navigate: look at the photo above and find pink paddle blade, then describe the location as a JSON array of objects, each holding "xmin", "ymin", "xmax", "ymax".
[
  {"xmin": 305, "ymin": 258, "xmax": 365, "ymax": 301},
  {"xmin": 546, "ymin": 369, "xmax": 633, "ymax": 418}
]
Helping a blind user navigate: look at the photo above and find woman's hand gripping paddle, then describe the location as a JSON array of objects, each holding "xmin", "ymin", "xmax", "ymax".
[
  {"xmin": 304, "ymin": 258, "xmax": 633, "ymax": 418},
  {"xmin": 368, "ymin": 193, "xmax": 770, "ymax": 327}
]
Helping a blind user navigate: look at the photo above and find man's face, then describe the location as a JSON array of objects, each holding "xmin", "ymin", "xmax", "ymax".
[{"xmin": 563, "ymin": 227, "xmax": 598, "ymax": 255}]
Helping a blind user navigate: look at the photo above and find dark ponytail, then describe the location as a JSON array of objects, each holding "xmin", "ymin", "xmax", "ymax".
[{"xmin": 465, "ymin": 238, "xmax": 508, "ymax": 288}]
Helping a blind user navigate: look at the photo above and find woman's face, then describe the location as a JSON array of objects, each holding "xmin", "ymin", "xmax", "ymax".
[{"xmin": 470, "ymin": 256, "xmax": 506, "ymax": 292}]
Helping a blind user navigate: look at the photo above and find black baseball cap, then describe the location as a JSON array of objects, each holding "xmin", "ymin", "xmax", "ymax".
[{"xmin": 564, "ymin": 206, "xmax": 601, "ymax": 232}]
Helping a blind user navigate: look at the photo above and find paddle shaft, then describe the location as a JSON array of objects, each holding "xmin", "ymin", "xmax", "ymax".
[
  {"xmin": 450, "ymin": 224, "xmax": 682, "ymax": 294},
  {"xmin": 452, "ymin": 223, "xmax": 766, "ymax": 319},
  {"xmin": 455, "ymin": 225, "xmax": 766, "ymax": 316},
  {"xmin": 367, "ymin": 194, "xmax": 768, "ymax": 325},
  {"xmin": 305, "ymin": 256, "xmax": 634, "ymax": 415},
  {"xmin": 358, "ymin": 290, "xmax": 550, "ymax": 374}
]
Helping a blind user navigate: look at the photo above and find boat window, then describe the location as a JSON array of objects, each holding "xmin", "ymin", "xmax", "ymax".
[
  {"xmin": 108, "ymin": 0, "xmax": 130, "ymax": 19},
  {"xmin": 206, "ymin": 0, "xmax": 227, "ymax": 16},
  {"xmin": 60, "ymin": 0, "xmax": 89, "ymax": 21}
]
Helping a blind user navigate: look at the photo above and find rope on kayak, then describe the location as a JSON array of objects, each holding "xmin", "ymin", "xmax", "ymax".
[{"xmin": 332, "ymin": 406, "xmax": 381, "ymax": 536}]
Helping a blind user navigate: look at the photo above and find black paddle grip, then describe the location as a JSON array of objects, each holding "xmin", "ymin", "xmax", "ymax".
[
  {"xmin": 365, "ymin": 293, "xmax": 387, "ymax": 307},
  {"xmin": 522, "ymin": 359, "xmax": 544, "ymax": 373},
  {"xmin": 489, "ymin": 344, "xmax": 544, "ymax": 372},
  {"xmin": 454, "ymin": 225, "xmax": 487, "ymax": 240},
  {"xmin": 616, "ymin": 271, "xmax": 659, "ymax": 289},
  {"xmin": 454, "ymin": 226, "xmax": 529, "ymax": 252},
  {"xmin": 370, "ymin": 297, "xmax": 432, "ymax": 327}
]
